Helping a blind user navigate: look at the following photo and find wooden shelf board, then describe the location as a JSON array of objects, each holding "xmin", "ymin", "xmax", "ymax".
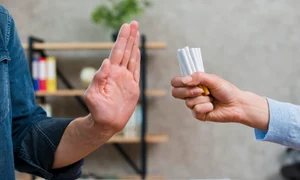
[
  {"xmin": 107, "ymin": 133, "xmax": 168, "ymax": 144},
  {"xmin": 35, "ymin": 89, "xmax": 167, "ymax": 97},
  {"xmin": 33, "ymin": 175, "xmax": 165, "ymax": 180},
  {"xmin": 22, "ymin": 42, "xmax": 167, "ymax": 50},
  {"xmin": 118, "ymin": 175, "xmax": 165, "ymax": 180}
]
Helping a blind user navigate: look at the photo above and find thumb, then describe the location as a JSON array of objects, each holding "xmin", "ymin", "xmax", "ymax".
[
  {"xmin": 182, "ymin": 72, "xmax": 223, "ymax": 90},
  {"xmin": 93, "ymin": 59, "xmax": 111, "ymax": 86}
]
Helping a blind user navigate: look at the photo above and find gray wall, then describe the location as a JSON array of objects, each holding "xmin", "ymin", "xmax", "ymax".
[{"xmin": 5, "ymin": 0, "xmax": 300, "ymax": 179}]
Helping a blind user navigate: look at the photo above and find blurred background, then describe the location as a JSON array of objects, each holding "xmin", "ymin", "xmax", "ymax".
[{"xmin": 3, "ymin": 0, "xmax": 300, "ymax": 179}]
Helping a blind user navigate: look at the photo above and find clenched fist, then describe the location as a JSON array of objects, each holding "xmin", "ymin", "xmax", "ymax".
[{"xmin": 171, "ymin": 72, "xmax": 269, "ymax": 131}]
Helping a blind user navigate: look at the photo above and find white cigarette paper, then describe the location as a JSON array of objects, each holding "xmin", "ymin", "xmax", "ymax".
[
  {"xmin": 179, "ymin": 49, "xmax": 192, "ymax": 75},
  {"xmin": 183, "ymin": 47, "xmax": 196, "ymax": 73},
  {"xmin": 177, "ymin": 50, "xmax": 188, "ymax": 76},
  {"xmin": 177, "ymin": 46, "xmax": 210, "ymax": 95},
  {"xmin": 177, "ymin": 47, "xmax": 205, "ymax": 76}
]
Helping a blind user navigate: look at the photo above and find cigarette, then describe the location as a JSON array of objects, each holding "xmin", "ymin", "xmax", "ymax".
[
  {"xmin": 190, "ymin": 48, "xmax": 201, "ymax": 72},
  {"xmin": 177, "ymin": 50, "xmax": 184, "ymax": 76},
  {"xmin": 177, "ymin": 50, "xmax": 188, "ymax": 76},
  {"xmin": 197, "ymin": 48, "xmax": 205, "ymax": 72},
  {"xmin": 183, "ymin": 47, "xmax": 196, "ymax": 73},
  {"xmin": 179, "ymin": 49, "xmax": 193, "ymax": 75}
]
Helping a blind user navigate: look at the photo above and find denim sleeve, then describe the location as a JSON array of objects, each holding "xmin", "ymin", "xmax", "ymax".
[
  {"xmin": 3, "ymin": 6, "xmax": 83, "ymax": 179},
  {"xmin": 255, "ymin": 98, "xmax": 300, "ymax": 150}
]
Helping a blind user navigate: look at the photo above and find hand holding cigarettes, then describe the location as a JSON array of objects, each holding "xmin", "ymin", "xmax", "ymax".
[
  {"xmin": 177, "ymin": 47, "xmax": 210, "ymax": 96},
  {"xmin": 172, "ymin": 53, "xmax": 269, "ymax": 131}
]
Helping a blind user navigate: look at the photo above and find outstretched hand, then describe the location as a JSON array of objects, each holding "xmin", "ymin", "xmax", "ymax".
[
  {"xmin": 171, "ymin": 72, "xmax": 269, "ymax": 131},
  {"xmin": 84, "ymin": 21, "xmax": 141, "ymax": 133}
]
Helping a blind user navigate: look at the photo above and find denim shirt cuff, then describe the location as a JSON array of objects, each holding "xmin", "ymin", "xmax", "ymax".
[{"xmin": 14, "ymin": 117, "xmax": 84, "ymax": 180}]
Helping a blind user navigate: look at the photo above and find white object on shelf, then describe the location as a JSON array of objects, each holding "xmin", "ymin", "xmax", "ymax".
[{"xmin": 80, "ymin": 67, "xmax": 97, "ymax": 87}]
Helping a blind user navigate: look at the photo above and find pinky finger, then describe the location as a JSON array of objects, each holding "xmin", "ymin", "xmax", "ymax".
[
  {"xmin": 192, "ymin": 103, "xmax": 214, "ymax": 121},
  {"xmin": 134, "ymin": 49, "xmax": 141, "ymax": 83}
]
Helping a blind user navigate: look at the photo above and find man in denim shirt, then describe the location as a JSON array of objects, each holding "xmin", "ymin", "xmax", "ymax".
[{"xmin": 0, "ymin": 5, "xmax": 141, "ymax": 180}]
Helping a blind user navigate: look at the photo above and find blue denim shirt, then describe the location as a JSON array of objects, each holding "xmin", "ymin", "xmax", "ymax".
[{"xmin": 0, "ymin": 5, "xmax": 83, "ymax": 180}]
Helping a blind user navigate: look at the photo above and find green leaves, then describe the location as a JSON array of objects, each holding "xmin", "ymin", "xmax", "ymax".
[{"xmin": 91, "ymin": 0, "xmax": 151, "ymax": 31}]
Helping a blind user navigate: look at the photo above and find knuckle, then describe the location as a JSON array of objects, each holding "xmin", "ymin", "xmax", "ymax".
[
  {"xmin": 114, "ymin": 50, "xmax": 123, "ymax": 57},
  {"xmin": 171, "ymin": 88, "xmax": 177, "ymax": 98},
  {"xmin": 129, "ymin": 58, "xmax": 136, "ymax": 64},
  {"xmin": 189, "ymin": 89, "xmax": 195, "ymax": 96},
  {"xmin": 194, "ymin": 105, "xmax": 205, "ymax": 114},
  {"xmin": 185, "ymin": 99, "xmax": 193, "ymax": 109},
  {"xmin": 124, "ymin": 50, "xmax": 131, "ymax": 56},
  {"xmin": 194, "ymin": 71, "xmax": 202, "ymax": 77},
  {"xmin": 128, "ymin": 36, "xmax": 135, "ymax": 43},
  {"xmin": 192, "ymin": 110, "xmax": 205, "ymax": 121}
]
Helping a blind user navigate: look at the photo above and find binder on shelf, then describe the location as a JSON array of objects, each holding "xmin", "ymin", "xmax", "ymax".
[
  {"xmin": 32, "ymin": 57, "xmax": 39, "ymax": 91},
  {"xmin": 38, "ymin": 57, "xmax": 47, "ymax": 91},
  {"xmin": 46, "ymin": 57, "xmax": 57, "ymax": 92}
]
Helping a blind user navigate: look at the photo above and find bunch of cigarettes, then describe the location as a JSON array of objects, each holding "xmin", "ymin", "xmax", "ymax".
[{"xmin": 177, "ymin": 47, "xmax": 210, "ymax": 96}]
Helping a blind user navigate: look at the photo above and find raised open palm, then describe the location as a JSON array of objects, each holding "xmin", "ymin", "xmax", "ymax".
[{"xmin": 84, "ymin": 21, "xmax": 141, "ymax": 132}]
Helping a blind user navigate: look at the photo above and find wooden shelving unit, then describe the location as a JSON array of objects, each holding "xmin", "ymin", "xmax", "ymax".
[
  {"xmin": 35, "ymin": 89, "xmax": 167, "ymax": 97},
  {"xmin": 22, "ymin": 42, "xmax": 167, "ymax": 50}
]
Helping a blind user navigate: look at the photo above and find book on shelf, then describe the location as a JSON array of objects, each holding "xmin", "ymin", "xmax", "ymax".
[
  {"xmin": 32, "ymin": 56, "xmax": 57, "ymax": 92},
  {"xmin": 32, "ymin": 57, "xmax": 39, "ymax": 91},
  {"xmin": 46, "ymin": 57, "xmax": 57, "ymax": 92}
]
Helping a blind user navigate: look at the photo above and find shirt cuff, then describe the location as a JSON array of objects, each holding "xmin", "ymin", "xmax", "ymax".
[
  {"xmin": 254, "ymin": 98, "xmax": 298, "ymax": 148},
  {"xmin": 14, "ymin": 117, "xmax": 83, "ymax": 180}
]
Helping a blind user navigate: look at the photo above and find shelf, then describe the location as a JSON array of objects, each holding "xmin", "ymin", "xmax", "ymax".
[
  {"xmin": 118, "ymin": 175, "xmax": 165, "ymax": 180},
  {"xmin": 22, "ymin": 42, "xmax": 167, "ymax": 50},
  {"xmin": 32, "ymin": 175, "xmax": 165, "ymax": 180},
  {"xmin": 107, "ymin": 133, "xmax": 168, "ymax": 144},
  {"xmin": 35, "ymin": 89, "xmax": 167, "ymax": 97}
]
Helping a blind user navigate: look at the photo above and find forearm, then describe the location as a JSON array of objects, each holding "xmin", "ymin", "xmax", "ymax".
[
  {"xmin": 239, "ymin": 90, "xmax": 300, "ymax": 149},
  {"xmin": 53, "ymin": 114, "xmax": 115, "ymax": 169}
]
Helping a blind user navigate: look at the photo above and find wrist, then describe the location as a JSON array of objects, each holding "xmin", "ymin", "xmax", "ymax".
[
  {"xmin": 72, "ymin": 114, "xmax": 115, "ymax": 146},
  {"xmin": 239, "ymin": 91, "xmax": 270, "ymax": 131}
]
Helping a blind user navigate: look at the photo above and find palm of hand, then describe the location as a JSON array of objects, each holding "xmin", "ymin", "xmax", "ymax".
[
  {"xmin": 94, "ymin": 64, "xmax": 139, "ymax": 130},
  {"xmin": 84, "ymin": 22, "xmax": 140, "ymax": 132}
]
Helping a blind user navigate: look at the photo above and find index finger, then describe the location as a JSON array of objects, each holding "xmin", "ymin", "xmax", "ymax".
[
  {"xmin": 171, "ymin": 76, "xmax": 186, "ymax": 87},
  {"xmin": 109, "ymin": 23, "xmax": 131, "ymax": 65}
]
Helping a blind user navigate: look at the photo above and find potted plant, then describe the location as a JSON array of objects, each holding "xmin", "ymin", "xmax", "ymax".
[{"xmin": 91, "ymin": 0, "xmax": 151, "ymax": 41}]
